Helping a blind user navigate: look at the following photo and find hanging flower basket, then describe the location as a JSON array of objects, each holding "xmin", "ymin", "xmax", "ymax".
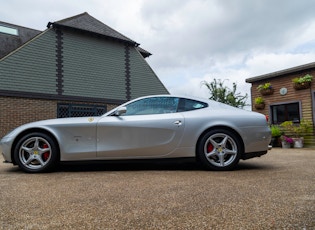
[
  {"xmin": 292, "ymin": 74, "xmax": 312, "ymax": 90},
  {"xmin": 293, "ymin": 82, "xmax": 311, "ymax": 90},
  {"xmin": 254, "ymin": 103, "xmax": 265, "ymax": 110},
  {"xmin": 260, "ymin": 88, "xmax": 274, "ymax": 95},
  {"xmin": 257, "ymin": 83, "xmax": 273, "ymax": 95}
]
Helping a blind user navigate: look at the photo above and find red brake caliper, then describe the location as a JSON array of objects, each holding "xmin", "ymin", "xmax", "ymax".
[
  {"xmin": 42, "ymin": 144, "xmax": 50, "ymax": 161},
  {"xmin": 207, "ymin": 142, "xmax": 214, "ymax": 153}
]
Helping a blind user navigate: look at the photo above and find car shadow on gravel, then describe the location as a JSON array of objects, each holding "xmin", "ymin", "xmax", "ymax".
[
  {"xmin": 56, "ymin": 158, "xmax": 274, "ymax": 172},
  {"xmin": 1, "ymin": 159, "xmax": 274, "ymax": 173},
  {"xmin": 58, "ymin": 158, "xmax": 202, "ymax": 172}
]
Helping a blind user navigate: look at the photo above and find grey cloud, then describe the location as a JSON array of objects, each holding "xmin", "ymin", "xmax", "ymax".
[{"xmin": 140, "ymin": 0, "xmax": 315, "ymax": 69}]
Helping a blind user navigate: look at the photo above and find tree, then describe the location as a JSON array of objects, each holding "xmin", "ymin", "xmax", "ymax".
[{"xmin": 201, "ymin": 78, "xmax": 248, "ymax": 108}]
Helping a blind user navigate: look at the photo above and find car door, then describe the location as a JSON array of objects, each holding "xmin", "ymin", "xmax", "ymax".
[{"xmin": 96, "ymin": 97, "xmax": 185, "ymax": 158}]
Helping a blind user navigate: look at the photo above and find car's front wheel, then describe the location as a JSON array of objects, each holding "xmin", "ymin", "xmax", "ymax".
[
  {"xmin": 197, "ymin": 129, "xmax": 241, "ymax": 170},
  {"xmin": 14, "ymin": 132, "xmax": 59, "ymax": 173}
]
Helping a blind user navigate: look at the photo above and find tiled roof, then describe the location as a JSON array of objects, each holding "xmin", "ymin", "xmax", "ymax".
[
  {"xmin": 246, "ymin": 61, "xmax": 315, "ymax": 83},
  {"xmin": 136, "ymin": 46, "xmax": 152, "ymax": 58},
  {"xmin": 0, "ymin": 22, "xmax": 41, "ymax": 58},
  {"xmin": 48, "ymin": 12, "xmax": 139, "ymax": 46}
]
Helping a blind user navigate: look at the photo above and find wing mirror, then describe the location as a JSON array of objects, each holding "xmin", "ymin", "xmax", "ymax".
[{"xmin": 115, "ymin": 107, "xmax": 127, "ymax": 116}]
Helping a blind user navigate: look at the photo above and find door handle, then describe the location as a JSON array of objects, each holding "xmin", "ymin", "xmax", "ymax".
[{"xmin": 174, "ymin": 120, "xmax": 182, "ymax": 126}]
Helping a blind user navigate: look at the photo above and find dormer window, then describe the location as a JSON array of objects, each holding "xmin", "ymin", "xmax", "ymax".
[{"xmin": 0, "ymin": 25, "xmax": 18, "ymax": 36}]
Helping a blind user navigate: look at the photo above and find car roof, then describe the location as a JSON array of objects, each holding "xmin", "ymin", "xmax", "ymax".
[{"xmin": 131, "ymin": 94, "xmax": 209, "ymax": 103}]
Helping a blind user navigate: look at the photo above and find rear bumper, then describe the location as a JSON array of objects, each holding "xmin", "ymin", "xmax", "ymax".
[{"xmin": 241, "ymin": 150, "xmax": 268, "ymax": 160}]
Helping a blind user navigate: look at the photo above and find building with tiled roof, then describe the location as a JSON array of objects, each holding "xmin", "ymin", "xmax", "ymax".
[{"xmin": 0, "ymin": 12, "xmax": 168, "ymax": 137}]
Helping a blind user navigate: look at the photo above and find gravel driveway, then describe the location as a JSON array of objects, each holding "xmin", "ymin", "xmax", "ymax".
[{"xmin": 0, "ymin": 148, "xmax": 314, "ymax": 229}]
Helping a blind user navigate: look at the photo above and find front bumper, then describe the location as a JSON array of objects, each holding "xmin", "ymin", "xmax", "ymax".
[{"xmin": 0, "ymin": 136, "xmax": 13, "ymax": 163}]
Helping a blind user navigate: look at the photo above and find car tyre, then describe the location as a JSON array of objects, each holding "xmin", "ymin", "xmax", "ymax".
[
  {"xmin": 197, "ymin": 129, "xmax": 241, "ymax": 171},
  {"xmin": 14, "ymin": 132, "xmax": 59, "ymax": 173}
]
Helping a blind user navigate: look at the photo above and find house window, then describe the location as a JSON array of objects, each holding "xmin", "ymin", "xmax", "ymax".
[
  {"xmin": 271, "ymin": 102, "xmax": 301, "ymax": 124},
  {"xmin": 57, "ymin": 104, "xmax": 107, "ymax": 118},
  {"xmin": 0, "ymin": 25, "xmax": 18, "ymax": 36}
]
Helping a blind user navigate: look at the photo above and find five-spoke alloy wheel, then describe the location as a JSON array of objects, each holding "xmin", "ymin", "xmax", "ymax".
[
  {"xmin": 198, "ymin": 129, "xmax": 241, "ymax": 170},
  {"xmin": 14, "ymin": 132, "xmax": 58, "ymax": 173}
]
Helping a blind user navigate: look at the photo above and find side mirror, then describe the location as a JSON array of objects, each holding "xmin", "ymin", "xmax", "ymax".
[{"xmin": 115, "ymin": 107, "xmax": 127, "ymax": 116}]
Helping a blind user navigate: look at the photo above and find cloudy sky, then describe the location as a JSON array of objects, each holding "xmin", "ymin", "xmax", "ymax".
[{"xmin": 2, "ymin": 0, "xmax": 315, "ymax": 105}]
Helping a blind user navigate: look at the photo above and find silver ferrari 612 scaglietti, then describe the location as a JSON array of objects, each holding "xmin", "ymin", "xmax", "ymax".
[{"xmin": 0, "ymin": 95, "xmax": 271, "ymax": 173}]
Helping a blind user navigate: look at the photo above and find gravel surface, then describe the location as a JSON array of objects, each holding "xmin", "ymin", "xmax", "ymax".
[{"xmin": 0, "ymin": 148, "xmax": 314, "ymax": 229}]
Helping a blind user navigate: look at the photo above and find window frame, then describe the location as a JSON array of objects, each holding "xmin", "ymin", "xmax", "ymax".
[
  {"xmin": 270, "ymin": 101, "xmax": 302, "ymax": 124},
  {"xmin": 118, "ymin": 97, "xmax": 209, "ymax": 116}
]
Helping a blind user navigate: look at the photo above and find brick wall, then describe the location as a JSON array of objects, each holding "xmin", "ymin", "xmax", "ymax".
[
  {"xmin": 0, "ymin": 96, "xmax": 118, "ymax": 138},
  {"xmin": 0, "ymin": 97, "xmax": 56, "ymax": 137}
]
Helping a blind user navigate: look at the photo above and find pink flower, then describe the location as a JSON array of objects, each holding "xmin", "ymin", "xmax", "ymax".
[{"xmin": 283, "ymin": 136, "xmax": 293, "ymax": 144}]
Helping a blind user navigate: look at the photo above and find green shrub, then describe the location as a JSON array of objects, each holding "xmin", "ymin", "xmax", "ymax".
[
  {"xmin": 254, "ymin": 97, "xmax": 264, "ymax": 104},
  {"xmin": 292, "ymin": 74, "xmax": 313, "ymax": 84},
  {"xmin": 270, "ymin": 125, "xmax": 282, "ymax": 137}
]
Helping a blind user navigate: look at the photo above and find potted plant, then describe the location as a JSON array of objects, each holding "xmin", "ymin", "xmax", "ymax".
[
  {"xmin": 254, "ymin": 97, "xmax": 265, "ymax": 110},
  {"xmin": 257, "ymin": 82, "xmax": 274, "ymax": 95},
  {"xmin": 292, "ymin": 119, "xmax": 313, "ymax": 148},
  {"xmin": 280, "ymin": 121, "xmax": 294, "ymax": 134},
  {"xmin": 280, "ymin": 121, "xmax": 294, "ymax": 148},
  {"xmin": 270, "ymin": 125, "xmax": 282, "ymax": 147},
  {"xmin": 280, "ymin": 135, "xmax": 293, "ymax": 148},
  {"xmin": 280, "ymin": 120, "xmax": 313, "ymax": 148},
  {"xmin": 292, "ymin": 74, "xmax": 313, "ymax": 90}
]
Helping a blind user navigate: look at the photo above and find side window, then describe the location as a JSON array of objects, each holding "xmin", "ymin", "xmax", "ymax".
[
  {"xmin": 178, "ymin": 99, "xmax": 208, "ymax": 112},
  {"xmin": 123, "ymin": 97, "xmax": 179, "ymax": 116}
]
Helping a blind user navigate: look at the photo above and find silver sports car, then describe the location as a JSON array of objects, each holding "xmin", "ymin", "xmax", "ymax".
[{"xmin": 0, "ymin": 95, "xmax": 271, "ymax": 173}]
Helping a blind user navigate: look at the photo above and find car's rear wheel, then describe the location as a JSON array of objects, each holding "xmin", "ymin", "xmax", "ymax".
[
  {"xmin": 197, "ymin": 129, "xmax": 241, "ymax": 170},
  {"xmin": 14, "ymin": 132, "xmax": 59, "ymax": 173}
]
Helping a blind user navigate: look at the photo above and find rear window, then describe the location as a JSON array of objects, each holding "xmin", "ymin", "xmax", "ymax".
[{"xmin": 177, "ymin": 98, "xmax": 208, "ymax": 112}]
